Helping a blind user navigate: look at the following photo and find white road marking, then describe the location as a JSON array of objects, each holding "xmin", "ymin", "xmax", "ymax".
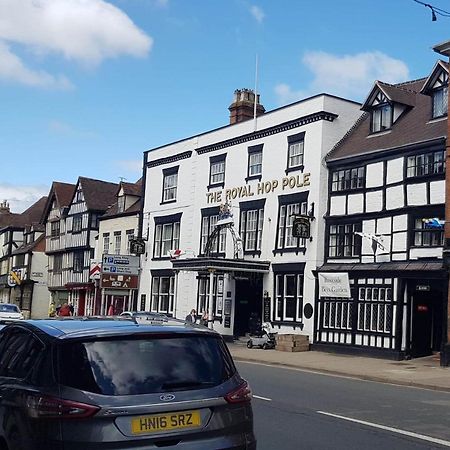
[
  {"xmin": 253, "ymin": 395, "xmax": 272, "ymax": 401},
  {"xmin": 317, "ymin": 411, "xmax": 450, "ymax": 448}
]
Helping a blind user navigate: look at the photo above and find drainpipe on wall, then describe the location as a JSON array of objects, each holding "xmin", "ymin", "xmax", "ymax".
[{"xmin": 433, "ymin": 39, "xmax": 450, "ymax": 367}]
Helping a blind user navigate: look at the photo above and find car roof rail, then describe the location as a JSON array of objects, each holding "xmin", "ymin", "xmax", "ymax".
[{"xmin": 53, "ymin": 315, "xmax": 138, "ymax": 324}]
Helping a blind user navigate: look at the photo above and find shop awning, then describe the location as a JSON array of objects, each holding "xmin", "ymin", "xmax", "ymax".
[
  {"xmin": 317, "ymin": 261, "xmax": 445, "ymax": 277},
  {"xmin": 172, "ymin": 257, "xmax": 270, "ymax": 273}
]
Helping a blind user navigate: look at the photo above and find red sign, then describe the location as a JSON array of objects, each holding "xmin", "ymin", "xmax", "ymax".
[{"xmin": 101, "ymin": 274, "xmax": 138, "ymax": 289}]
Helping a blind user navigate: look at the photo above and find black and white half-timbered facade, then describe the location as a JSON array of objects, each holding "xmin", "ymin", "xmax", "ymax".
[
  {"xmin": 42, "ymin": 178, "xmax": 118, "ymax": 314},
  {"xmin": 139, "ymin": 89, "xmax": 361, "ymax": 340},
  {"xmin": 317, "ymin": 61, "xmax": 449, "ymax": 359}
]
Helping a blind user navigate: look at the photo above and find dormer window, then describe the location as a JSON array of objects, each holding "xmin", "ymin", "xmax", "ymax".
[
  {"xmin": 421, "ymin": 62, "xmax": 448, "ymax": 119},
  {"xmin": 118, "ymin": 195, "xmax": 126, "ymax": 213},
  {"xmin": 371, "ymin": 103, "xmax": 392, "ymax": 133},
  {"xmin": 432, "ymin": 85, "xmax": 448, "ymax": 118}
]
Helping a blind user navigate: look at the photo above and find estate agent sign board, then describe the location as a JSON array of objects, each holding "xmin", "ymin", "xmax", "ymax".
[{"xmin": 318, "ymin": 272, "xmax": 351, "ymax": 298}]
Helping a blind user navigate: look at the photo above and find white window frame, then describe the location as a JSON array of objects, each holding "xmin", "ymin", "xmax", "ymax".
[
  {"xmin": 162, "ymin": 171, "xmax": 178, "ymax": 202},
  {"xmin": 103, "ymin": 233, "xmax": 110, "ymax": 254},
  {"xmin": 114, "ymin": 231, "xmax": 121, "ymax": 255},
  {"xmin": 154, "ymin": 221, "xmax": 180, "ymax": 258},
  {"xmin": 240, "ymin": 208, "xmax": 264, "ymax": 252},
  {"xmin": 200, "ymin": 214, "xmax": 226, "ymax": 255},
  {"xmin": 126, "ymin": 229, "xmax": 134, "ymax": 254},
  {"xmin": 277, "ymin": 202, "xmax": 307, "ymax": 250},
  {"xmin": 288, "ymin": 141, "xmax": 304, "ymax": 169},
  {"xmin": 151, "ymin": 276, "xmax": 175, "ymax": 314},
  {"xmin": 248, "ymin": 151, "xmax": 262, "ymax": 177},
  {"xmin": 210, "ymin": 159, "xmax": 225, "ymax": 185},
  {"xmin": 275, "ymin": 273, "xmax": 303, "ymax": 322}
]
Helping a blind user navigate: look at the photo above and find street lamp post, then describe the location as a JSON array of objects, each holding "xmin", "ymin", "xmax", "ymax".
[{"xmin": 433, "ymin": 39, "xmax": 450, "ymax": 367}]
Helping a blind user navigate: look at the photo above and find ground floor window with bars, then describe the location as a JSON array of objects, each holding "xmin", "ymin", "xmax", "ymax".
[
  {"xmin": 317, "ymin": 277, "xmax": 395, "ymax": 348},
  {"xmin": 322, "ymin": 298, "xmax": 353, "ymax": 330},
  {"xmin": 151, "ymin": 275, "xmax": 175, "ymax": 314},
  {"xmin": 357, "ymin": 280, "xmax": 393, "ymax": 334}
]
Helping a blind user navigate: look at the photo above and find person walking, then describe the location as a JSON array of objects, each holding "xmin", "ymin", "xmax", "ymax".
[
  {"xmin": 201, "ymin": 311, "xmax": 208, "ymax": 327},
  {"xmin": 185, "ymin": 309, "xmax": 197, "ymax": 323}
]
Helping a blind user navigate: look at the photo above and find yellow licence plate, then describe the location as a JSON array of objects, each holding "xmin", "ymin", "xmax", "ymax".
[{"xmin": 131, "ymin": 410, "xmax": 201, "ymax": 434}]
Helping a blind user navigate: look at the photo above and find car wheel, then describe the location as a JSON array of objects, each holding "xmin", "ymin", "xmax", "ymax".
[{"xmin": 246, "ymin": 340, "xmax": 253, "ymax": 349}]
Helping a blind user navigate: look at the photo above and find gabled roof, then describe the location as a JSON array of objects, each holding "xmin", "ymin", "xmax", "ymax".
[
  {"xmin": 327, "ymin": 78, "xmax": 446, "ymax": 162},
  {"xmin": 0, "ymin": 197, "xmax": 48, "ymax": 230},
  {"xmin": 40, "ymin": 181, "xmax": 76, "ymax": 223},
  {"xmin": 420, "ymin": 60, "xmax": 449, "ymax": 94},
  {"xmin": 118, "ymin": 179, "xmax": 142, "ymax": 197},
  {"xmin": 78, "ymin": 177, "xmax": 118, "ymax": 212},
  {"xmin": 54, "ymin": 182, "xmax": 77, "ymax": 209},
  {"xmin": 101, "ymin": 198, "xmax": 141, "ymax": 219},
  {"xmin": 361, "ymin": 80, "xmax": 417, "ymax": 111}
]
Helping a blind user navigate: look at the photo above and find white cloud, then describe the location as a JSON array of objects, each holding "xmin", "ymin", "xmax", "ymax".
[
  {"xmin": 116, "ymin": 159, "xmax": 143, "ymax": 174},
  {"xmin": 274, "ymin": 83, "xmax": 306, "ymax": 106},
  {"xmin": 0, "ymin": 42, "xmax": 73, "ymax": 89},
  {"xmin": 0, "ymin": 183, "xmax": 49, "ymax": 214},
  {"xmin": 275, "ymin": 51, "xmax": 410, "ymax": 105},
  {"xmin": 0, "ymin": 0, "xmax": 152, "ymax": 87},
  {"xmin": 249, "ymin": 5, "xmax": 265, "ymax": 23}
]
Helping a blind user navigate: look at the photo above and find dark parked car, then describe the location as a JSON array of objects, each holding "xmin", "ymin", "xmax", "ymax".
[{"xmin": 0, "ymin": 317, "xmax": 255, "ymax": 450}]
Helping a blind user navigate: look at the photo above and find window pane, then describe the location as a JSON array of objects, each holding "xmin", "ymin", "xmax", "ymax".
[
  {"xmin": 288, "ymin": 141, "xmax": 304, "ymax": 168},
  {"xmin": 58, "ymin": 336, "xmax": 235, "ymax": 395},
  {"xmin": 249, "ymin": 152, "xmax": 262, "ymax": 176}
]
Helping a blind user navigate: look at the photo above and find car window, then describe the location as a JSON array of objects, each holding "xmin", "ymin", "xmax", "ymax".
[
  {"xmin": 58, "ymin": 335, "xmax": 236, "ymax": 395},
  {"xmin": 0, "ymin": 304, "xmax": 19, "ymax": 313},
  {"xmin": 0, "ymin": 330, "xmax": 44, "ymax": 379}
]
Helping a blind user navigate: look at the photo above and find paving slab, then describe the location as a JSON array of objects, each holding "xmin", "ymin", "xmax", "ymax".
[{"xmin": 228, "ymin": 343, "xmax": 450, "ymax": 392}]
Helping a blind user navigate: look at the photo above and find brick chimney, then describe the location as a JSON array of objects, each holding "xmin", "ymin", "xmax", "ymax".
[
  {"xmin": 228, "ymin": 88, "xmax": 265, "ymax": 125},
  {"xmin": 0, "ymin": 200, "xmax": 10, "ymax": 214}
]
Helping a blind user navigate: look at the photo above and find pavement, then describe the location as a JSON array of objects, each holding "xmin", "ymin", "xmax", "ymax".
[{"xmin": 227, "ymin": 341, "xmax": 450, "ymax": 392}]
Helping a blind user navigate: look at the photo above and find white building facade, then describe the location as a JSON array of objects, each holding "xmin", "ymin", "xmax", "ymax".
[{"xmin": 139, "ymin": 91, "xmax": 361, "ymax": 340}]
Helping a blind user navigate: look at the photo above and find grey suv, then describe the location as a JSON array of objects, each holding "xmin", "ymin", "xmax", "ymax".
[{"xmin": 0, "ymin": 317, "xmax": 256, "ymax": 450}]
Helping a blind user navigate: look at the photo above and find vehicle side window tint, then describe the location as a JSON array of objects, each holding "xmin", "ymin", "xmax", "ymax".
[
  {"xmin": 20, "ymin": 337, "xmax": 44, "ymax": 378},
  {"xmin": 0, "ymin": 330, "xmax": 43, "ymax": 379}
]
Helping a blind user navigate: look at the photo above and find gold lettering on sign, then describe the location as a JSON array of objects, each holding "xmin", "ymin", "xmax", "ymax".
[{"xmin": 206, "ymin": 173, "xmax": 311, "ymax": 204}]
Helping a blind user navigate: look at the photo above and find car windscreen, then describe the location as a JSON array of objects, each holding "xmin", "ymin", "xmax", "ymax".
[
  {"xmin": 0, "ymin": 304, "xmax": 19, "ymax": 313},
  {"xmin": 57, "ymin": 334, "xmax": 236, "ymax": 395}
]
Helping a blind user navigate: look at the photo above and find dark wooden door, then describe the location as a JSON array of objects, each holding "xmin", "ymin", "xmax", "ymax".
[{"xmin": 411, "ymin": 293, "xmax": 433, "ymax": 358}]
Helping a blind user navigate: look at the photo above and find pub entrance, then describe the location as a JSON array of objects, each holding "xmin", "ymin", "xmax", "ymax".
[
  {"xmin": 410, "ymin": 280, "xmax": 443, "ymax": 358},
  {"xmin": 233, "ymin": 272, "xmax": 263, "ymax": 337}
]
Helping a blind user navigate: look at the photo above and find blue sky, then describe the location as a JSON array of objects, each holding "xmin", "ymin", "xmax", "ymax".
[{"xmin": 1, "ymin": 0, "xmax": 449, "ymax": 212}]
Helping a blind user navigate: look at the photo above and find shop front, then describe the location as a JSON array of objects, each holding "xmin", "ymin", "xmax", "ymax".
[{"xmin": 314, "ymin": 262, "xmax": 446, "ymax": 360}]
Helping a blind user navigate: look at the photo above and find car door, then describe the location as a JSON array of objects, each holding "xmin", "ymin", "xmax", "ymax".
[{"xmin": 0, "ymin": 327, "xmax": 60, "ymax": 450}]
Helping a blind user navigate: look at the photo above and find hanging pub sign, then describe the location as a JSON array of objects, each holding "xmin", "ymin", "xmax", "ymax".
[
  {"xmin": 130, "ymin": 238, "xmax": 146, "ymax": 255},
  {"xmin": 292, "ymin": 215, "xmax": 311, "ymax": 239}
]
